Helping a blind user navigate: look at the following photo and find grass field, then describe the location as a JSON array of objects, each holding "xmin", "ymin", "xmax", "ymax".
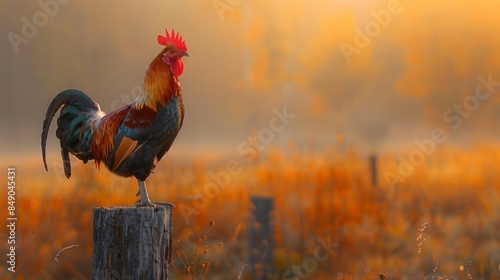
[{"xmin": 0, "ymin": 145, "xmax": 499, "ymax": 279}]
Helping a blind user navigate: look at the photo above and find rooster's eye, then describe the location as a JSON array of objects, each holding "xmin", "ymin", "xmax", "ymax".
[{"xmin": 169, "ymin": 49, "xmax": 175, "ymax": 54}]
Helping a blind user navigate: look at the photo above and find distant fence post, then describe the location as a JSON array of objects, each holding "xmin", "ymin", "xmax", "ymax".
[
  {"xmin": 370, "ymin": 154, "xmax": 378, "ymax": 187},
  {"xmin": 92, "ymin": 203, "xmax": 173, "ymax": 279},
  {"xmin": 249, "ymin": 196, "xmax": 274, "ymax": 279}
]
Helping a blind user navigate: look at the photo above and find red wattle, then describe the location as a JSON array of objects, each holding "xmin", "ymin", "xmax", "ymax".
[{"xmin": 170, "ymin": 59, "xmax": 184, "ymax": 77}]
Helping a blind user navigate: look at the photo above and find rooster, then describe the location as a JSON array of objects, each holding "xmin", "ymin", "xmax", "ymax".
[{"xmin": 41, "ymin": 29, "xmax": 189, "ymax": 207}]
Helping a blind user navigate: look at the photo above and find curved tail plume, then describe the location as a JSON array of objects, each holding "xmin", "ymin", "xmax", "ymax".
[{"xmin": 41, "ymin": 89, "xmax": 101, "ymax": 178}]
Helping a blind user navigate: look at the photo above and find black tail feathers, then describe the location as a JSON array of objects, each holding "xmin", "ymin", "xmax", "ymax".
[{"xmin": 41, "ymin": 89, "xmax": 101, "ymax": 178}]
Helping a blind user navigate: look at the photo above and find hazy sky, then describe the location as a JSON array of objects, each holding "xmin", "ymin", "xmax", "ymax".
[{"xmin": 2, "ymin": 0, "xmax": 500, "ymax": 160}]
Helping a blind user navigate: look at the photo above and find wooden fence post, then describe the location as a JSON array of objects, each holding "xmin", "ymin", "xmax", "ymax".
[
  {"xmin": 92, "ymin": 203, "xmax": 173, "ymax": 279},
  {"xmin": 370, "ymin": 154, "xmax": 378, "ymax": 187},
  {"xmin": 249, "ymin": 196, "xmax": 274, "ymax": 279}
]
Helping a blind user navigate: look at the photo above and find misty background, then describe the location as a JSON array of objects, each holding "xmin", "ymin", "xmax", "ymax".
[{"xmin": 2, "ymin": 0, "xmax": 500, "ymax": 162}]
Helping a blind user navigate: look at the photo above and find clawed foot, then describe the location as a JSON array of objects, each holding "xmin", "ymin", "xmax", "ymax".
[
  {"xmin": 135, "ymin": 180, "xmax": 154, "ymax": 207},
  {"xmin": 153, "ymin": 202, "xmax": 176, "ymax": 208},
  {"xmin": 135, "ymin": 198, "xmax": 156, "ymax": 208},
  {"xmin": 134, "ymin": 180, "xmax": 174, "ymax": 208}
]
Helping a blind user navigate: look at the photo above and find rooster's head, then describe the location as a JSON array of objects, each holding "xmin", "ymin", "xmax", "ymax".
[{"xmin": 157, "ymin": 29, "xmax": 190, "ymax": 77}]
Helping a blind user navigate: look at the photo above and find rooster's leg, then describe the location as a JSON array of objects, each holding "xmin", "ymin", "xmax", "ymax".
[{"xmin": 135, "ymin": 180, "xmax": 155, "ymax": 207}]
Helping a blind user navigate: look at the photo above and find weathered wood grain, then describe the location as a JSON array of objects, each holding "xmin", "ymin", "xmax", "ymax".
[{"xmin": 92, "ymin": 203, "xmax": 172, "ymax": 279}]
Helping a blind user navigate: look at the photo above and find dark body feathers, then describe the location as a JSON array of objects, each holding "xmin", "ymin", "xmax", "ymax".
[{"xmin": 41, "ymin": 49, "xmax": 185, "ymax": 183}]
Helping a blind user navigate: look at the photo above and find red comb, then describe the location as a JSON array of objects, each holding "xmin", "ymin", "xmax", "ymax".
[{"xmin": 157, "ymin": 28, "xmax": 187, "ymax": 51}]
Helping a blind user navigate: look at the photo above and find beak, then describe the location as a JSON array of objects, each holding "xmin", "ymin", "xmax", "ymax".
[{"xmin": 180, "ymin": 51, "xmax": 190, "ymax": 58}]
